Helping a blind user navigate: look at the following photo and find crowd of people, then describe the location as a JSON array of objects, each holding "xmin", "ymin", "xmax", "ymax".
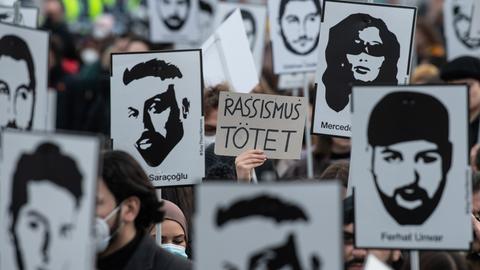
[{"xmin": 3, "ymin": 0, "xmax": 480, "ymax": 269}]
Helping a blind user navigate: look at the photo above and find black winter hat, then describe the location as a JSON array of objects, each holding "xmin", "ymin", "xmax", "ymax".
[{"xmin": 440, "ymin": 56, "xmax": 480, "ymax": 82}]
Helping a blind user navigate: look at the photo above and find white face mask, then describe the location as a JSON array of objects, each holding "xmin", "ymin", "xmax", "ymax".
[
  {"xmin": 161, "ymin": 243, "xmax": 188, "ymax": 258},
  {"xmin": 94, "ymin": 204, "xmax": 122, "ymax": 253},
  {"xmin": 81, "ymin": 48, "xmax": 99, "ymax": 64}
]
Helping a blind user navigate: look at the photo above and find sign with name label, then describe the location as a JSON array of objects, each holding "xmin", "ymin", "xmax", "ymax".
[
  {"xmin": 351, "ymin": 84, "xmax": 471, "ymax": 250},
  {"xmin": 215, "ymin": 92, "xmax": 307, "ymax": 159},
  {"xmin": 311, "ymin": 0, "xmax": 416, "ymax": 137}
]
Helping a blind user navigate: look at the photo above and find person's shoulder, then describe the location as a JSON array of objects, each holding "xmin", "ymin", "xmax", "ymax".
[{"xmin": 152, "ymin": 247, "xmax": 193, "ymax": 270}]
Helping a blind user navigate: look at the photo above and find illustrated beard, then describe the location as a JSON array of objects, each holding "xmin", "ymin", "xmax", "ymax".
[
  {"xmin": 280, "ymin": 28, "xmax": 320, "ymax": 56},
  {"xmin": 135, "ymin": 118, "xmax": 183, "ymax": 167},
  {"xmin": 162, "ymin": 13, "xmax": 188, "ymax": 31},
  {"xmin": 373, "ymin": 173, "xmax": 447, "ymax": 225}
]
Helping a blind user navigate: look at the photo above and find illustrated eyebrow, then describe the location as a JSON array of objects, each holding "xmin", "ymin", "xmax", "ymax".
[
  {"xmin": 15, "ymin": 84, "xmax": 31, "ymax": 92},
  {"xmin": 415, "ymin": 149, "xmax": 440, "ymax": 158},
  {"xmin": 380, "ymin": 148, "xmax": 401, "ymax": 154},
  {"xmin": 27, "ymin": 210, "xmax": 49, "ymax": 227}
]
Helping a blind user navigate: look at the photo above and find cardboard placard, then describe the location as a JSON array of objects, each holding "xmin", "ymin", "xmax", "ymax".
[
  {"xmin": 214, "ymin": 2, "xmax": 267, "ymax": 76},
  {"xmin": 444, "ymin": 0, "xmax": 480, "ymax": 60},
  {"xmin": 351, "ymin": 84, "xmax": 471, "ymax": 250},
  {"xmin": 311, "ymin": 0, "xmax": 416, "ymax": 137},
  {"xmin": 0, "ymin": 22, "xmax": 49, "ymax": 131},
  {"xmin": 214, "ymin": 92, "xmax": 307, "ymax": 159},
  {"xmin": 148, "ymin": 0, "xmax": 200, "ymax": 43},
  {"xmin": 195, "ymin": 182, "xmax": 343, "ymax": 270},
  {"xmin": 201, "ymin": 9, "xmax": 259, "ymax": 93},
  {"xmin": 268, "ymin": 0, "xmax": 323, "ymax": 74},
  {"xmin": 110, "ymin": 50, "xmax": 204, "ymax": 187},
  {"xmin": 0, "ymin": 130, "xmax": 101, "ymax": 270},
  {"xmin": 199, "ymin": 0, "xmax": 219, "ymax": 41},
  {"xmin": 0, "ymin": 5, "xmax": 38, "ymax": 28}
]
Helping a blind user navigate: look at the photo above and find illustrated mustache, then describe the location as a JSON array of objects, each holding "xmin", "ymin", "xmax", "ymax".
[
  {"xmin": 345, "ymin": 258, "xmax": 365, "ymax": 269},
  {"xmin": 395, "ymin": 183, "xmax": 429, "ymax": 202},
  {"xmin": 292, "ymin": 35, "xmax": 314, "ymax": 43},
  {"xmin": 166, "ymin": 15, "xmax": 182, "ymax": 23}
]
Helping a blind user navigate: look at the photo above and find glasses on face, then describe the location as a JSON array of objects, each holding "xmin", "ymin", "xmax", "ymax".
[{"xmin": 348, "ymin": 40, "xmax": 385, "ymax": 57}]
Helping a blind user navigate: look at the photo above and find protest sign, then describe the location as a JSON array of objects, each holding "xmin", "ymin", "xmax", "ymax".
[
  {"xmin": 444, "ymin": 0, "xmax": 480, "ymax": 59},
  {"xmin": 111, "ymin": 50, "xmax": 204, "ymax": 187},
  {"xmin": 214, "ymin": 92, "xmax": 307, "ymax": 159},
  {"xmin": 195, "ymin": 181, "xmax": 343, "ymax": 270},
  {"xmin": 214, "ymin": 2, "xmax": 266, "ymax": 76},
  {"xmin": 311, "ymin": 0, "xmax": 416, "ymax": 137},
  {"xmin": 351, "ymin": 84, "xmax": 471, "ymax": 250},
  {"xmin": 0, "ymin": 22, "xmax": 49, "ymax": 131},
  {"xmin": 268, "ymin": 0, "xmax": 322, "ymax": 74},
  {"xmin": 0, "ymin": 5, "xmax": 38, "ymax": 27},
  {"xmin": 0, "ymin": 130, "xmax": 101, "ymax": 270},
  {"xmin": 148, "ymin": 0, "xmax": 200, "ymax": 43},
  {"xmin": 202, "ymin": 9, "xmax": 258, "ymax": 93}
]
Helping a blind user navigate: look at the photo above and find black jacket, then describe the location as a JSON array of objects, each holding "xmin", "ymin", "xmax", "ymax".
[{"xmin": 124, "ymin": 234, "xmax": 192, "ymax": 270}]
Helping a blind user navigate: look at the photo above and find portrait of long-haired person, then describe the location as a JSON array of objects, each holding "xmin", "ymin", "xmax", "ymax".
[{"xmin": 322, "ymin": 13, "xmax": 400, "ymax": 112}]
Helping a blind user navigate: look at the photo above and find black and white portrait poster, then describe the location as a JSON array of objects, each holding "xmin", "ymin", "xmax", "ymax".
[
  {"xmin": 199, "ymin": 0, "xmax": 219, "ymax": 41},
  {"xmin": 0, "ymin": 22, "xmax": 49, "ymax": 131},
  {"xmin": 201, "ymin": 9, "xmax": 259, "ymax": 93},
  {"xmin": 214, "ymin": 2, "xmax": 266, "ymax": 76},
  {"xmin": 110, "ymin": 50, "xmax": 204, "ymax": 187},
  {"xmin": 147, "ymin": 0, "xmax": 200, "ymax": 43},
  {"xmin": 195, "ymin": 182, "xmax": 343, "ymax": 270},
  {"xmin": 0, "ymin": 5, "xmax": 38, "ymax": 28},
  {"xmin": 350, "ymin": 84, "xmax": 471, "ymax": 250},
  {"xmin": 444, "ymin": 0, "xmax": 480, "ymax": 60},
  {"xmin": 0, "ymin": 130, "xmax": 101, "ymax": 270},
  {"xmin": 268, "ymin": 0, "xmax": 322, "ymax": 74},
  {"xmin": 311, "ymin": 1, "xmax": 416, "ymax": 137}
]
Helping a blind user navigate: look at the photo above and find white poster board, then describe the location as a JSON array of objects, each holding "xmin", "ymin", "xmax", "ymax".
[
  {"xmin": 311, "ymin": 0, "xmax": 416, "ymax": 137},
  {"xmin": 365, "ymin": 254, "xmax": 393, "ymax": 270},
  {"xmin": 268, "ymin": 0, "xmax": 322, "ymax": 74},
  {"xmin": 111, "ymin": 50, "xmax": 204, "ymax": 187},
  {"xmin": 0, "ymin": 22, "xmax": 49, "ymax": 131},
  {"xmin": 0, "ymin": 5, "xmax": 38, "ymax": 28},
  {"xmin": 214, "ymin": 92, "xmax": 307, "ymax": 159},
  {"xmin": 148, "ymin": 0, "xmax": 200, "ymax": 43},
  {"xmin": 199, "ymin": 0, "xmax": 219, "ymax": 41},
  {"xmin": 0, "ymin": 130, "xmax": 100, "ymax": 270},
  {"xmin": 214, "ymin": 3, "xmax": 266, "ymax": 76},
  {"xmin": 351, "ymin": 84, "xmax": 471, "ymax": 250},
  {"xmin": 444, "ymin": 0, "xmax": 480, "ymax": 60},
  {"xmin": 195, "ymin": 182, "xmax": 343, "ymax": 270},
  {"xmin": 202, "ymin": 9, "xmax": 259, "ymax": 93}
]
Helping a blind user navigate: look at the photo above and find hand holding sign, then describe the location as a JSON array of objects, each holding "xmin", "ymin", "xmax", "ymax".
[
  {"xmin": 214, "ymin": 92, "xmax": 307, "ymax": 159},
  {"xmin": 235, "ymin": 149, "xmax": 267, "ymax": 182}
]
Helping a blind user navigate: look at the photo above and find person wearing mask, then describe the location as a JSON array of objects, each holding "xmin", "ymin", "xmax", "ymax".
[{"xmin": 96, "ymin": 150, "xmax": 192, "ymax": 270}]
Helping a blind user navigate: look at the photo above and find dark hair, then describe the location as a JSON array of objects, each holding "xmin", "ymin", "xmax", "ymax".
[
  {"xmin": 10, "ymin": 142, "xmax": 83, "ymax": 226},
  {"xmin": 323, "ymin": 13, "xmax": 400, "ymax": 112},
  {"xmin": 204, "ymin": 82, "xmax": 230, "ymax": 117},
  {"xmin": 101, "ymin": 150, "xmax": 164, "ymax": 231},
  {"xmin": 123, "ymin": 58, "xmax": 182, "ymax": 86},
  {"xmin": 279, "ymin": 0, "xmax": 321, "ymax": 20},
  {"xmin": 319, "ymin": 161, "xmax": 350, "ymax": 188},
  {"xmin": 368, "ymin": 91, "xmax": 452, "ymax": 173},
  {"xmin": 0, "ymin": 35, "xmax": 36, "ymax": 129}
]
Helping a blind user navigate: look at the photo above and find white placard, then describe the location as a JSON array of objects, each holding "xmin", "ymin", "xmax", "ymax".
[
  {"xmin": 0, "ymin": 5, "xmax": 38, "ymax": 28},
  {"xmin": 195, "ymin": 182, "xmax": 343, "ymax": 270},
  {"xmin": 470, "ymin": 1, "xmax": 480, "ymax": 38},
  {"xmin": 268, "ymin": 0, "xmax": 322, "ymax": 74},
  {"xmin": 199, "ymin": 0, "xmax": 219, "ymax": 41},
  {"xmin": 148, "ymin": 0, "xmax": 200, "ymax": 43},
  {"xmin": 365, "ymin": 254, "xmax": 393, "ymax": 270},
  {"xmin": 311, "ymin": 1, "xmax": 416, "ymax": 137},
  {"xmin": 351, "ymin": 84, "xmax": 471, "ymax": 250},
  {"xmin": 0, "ymin": 130, "xmax": 100, "ymax": 270},
  {"xmin": 214, "ymin": 3, "xmax": 266, "ymax": 76},
  {"xmin": 201, "ymin": 9, "xmax": 259, "ymax": 93},
  {"xmin": 214, "ymin": 92, "xmax": 307, "ymax": 159},
  {"xmin": 0, "ymin": 22, "xmax": 49, "ymax": 131},
  {"xmin": 444, "ymin": 0, "xmax": 480, "ymax": 60},
  {"xmin": 111, "ymin": 50, "xmax": 204, "ymax": 187}
]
